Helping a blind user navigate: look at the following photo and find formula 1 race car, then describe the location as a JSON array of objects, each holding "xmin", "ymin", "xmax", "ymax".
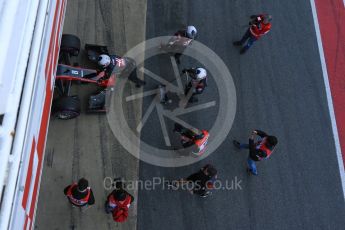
[{"xmin": 52, "ymin": 34, "xmax": 135, "ymax": 119}]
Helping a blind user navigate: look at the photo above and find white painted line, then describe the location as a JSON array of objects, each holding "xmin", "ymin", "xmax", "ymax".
[
  {"xmin": 156, "ymin": 104, "xmax": 171, "ymax": 146},
  {"xmin": 178, "ymin": 85, "xmax": 195, "ymax": 109},
  {"xmin": 172, "ymin": 101, "xmax": 216, "ymax": 116},
  {"xmin": 139, "ymin": 67, "xmax": 181, "ymax": 93},
  {"xmin": 310, "ymin": 0, "xmax": 345, "ymax": 200},
  {"xmin": 170, "ymin": 56, "xmax": 184, "ymax": 94},
  {"xmin": 136, "ymin": 96, "xmax": 157, "ymax": 132},
  {"xmin": 126, "ymin": 89, "xmax": 158, "ymax": 101},
  {"xmin": 162, "ymin": 110, "xmax": 200, "ymax": 135}
]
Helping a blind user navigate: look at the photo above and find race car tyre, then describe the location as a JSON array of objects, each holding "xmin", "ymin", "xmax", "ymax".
[
  {"xmin": 60, "ymin": 34, "xmax": 81, "ymax": 56},
  {"xmin": 54, "ymin": 96, "xmax": 81, "ymax": 120}
]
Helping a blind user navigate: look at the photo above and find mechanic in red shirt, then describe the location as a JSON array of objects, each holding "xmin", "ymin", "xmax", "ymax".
[
  {"xmin": 63, "ymin": 178, "xmax": 95, "ymax": 208},
  {"xmin": 233, "ymin": 129, "xmax": 278, "ymax": 175},
  {"xmin": 104, "ymin": 180, "xmax": 134, "ymax": 214},
  {"xmin": 104, "ymin": 180, "xmax": 134, "ymax": 222},
  {"xmin": 233, "ymin": 14, "xmax": 272, "ymax": 54}
]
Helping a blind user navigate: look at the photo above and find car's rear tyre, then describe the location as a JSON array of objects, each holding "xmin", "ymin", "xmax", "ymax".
[
  {"xmin": 60, "ymin": 34, "xmax": 81, "ymax": 56},
  {"xmin": 54, "ymin": 96, "xmax": 81, "ymax": 120}
]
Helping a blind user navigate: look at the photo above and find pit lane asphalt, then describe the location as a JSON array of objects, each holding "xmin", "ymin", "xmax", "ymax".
[{"xmin": 137, "ymin": 0, "xmax": 345, "ymax": 229}]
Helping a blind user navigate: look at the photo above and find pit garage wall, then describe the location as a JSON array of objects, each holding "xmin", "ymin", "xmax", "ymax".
[{"xmin": 0, "ymin": 0, "xmax": 66, "ymax": 229}]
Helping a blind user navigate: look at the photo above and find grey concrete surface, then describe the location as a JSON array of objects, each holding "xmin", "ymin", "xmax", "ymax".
[
  {"xmin": 137, "ymin": 1, "xmax": 345, "ymax": 230},
  {"xmin": 35, "ymin": 0, "xmax": 147, "ymax": 229}
]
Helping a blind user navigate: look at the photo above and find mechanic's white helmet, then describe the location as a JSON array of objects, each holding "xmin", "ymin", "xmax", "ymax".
[
  {"xmin": 196, "ymin": 68, "xmax": 207, "ymax": 80},
  {"xmin": 186, "ymin": 25, "xmax": 197, "ymax": 39},
  {"xmin": 98, "ymin": 54, "xmax": 111, "ymax": 67}
]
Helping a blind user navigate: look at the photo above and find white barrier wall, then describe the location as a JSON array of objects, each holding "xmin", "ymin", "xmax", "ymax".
[{"xmin": 0, "ymin": 0, "xmax": 66, "ymax": 229}]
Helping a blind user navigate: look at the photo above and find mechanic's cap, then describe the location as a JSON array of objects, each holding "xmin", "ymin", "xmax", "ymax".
[
  {"xmin": 186, "ymin": 25, "xmax": 197, "ymax": 39},
  {"xmin": 77, "ymin": 178, "xmax": 89, "ymax": 191},
  {"xmin": 98, "ymin": 54, "xmax": 111, "ymax": 67}
]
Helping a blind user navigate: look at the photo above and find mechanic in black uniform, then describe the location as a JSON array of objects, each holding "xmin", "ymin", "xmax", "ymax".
[
  {"xmin": 168, "ymin": 164, "xmax": 217, "ymax": 197},
  {"xmin": 97, "ymin": 54, "xmax": 116, "ymax": 81},
  {"xmin": 64, "ymin": 178, "xmax": 95, "ymax": 207},
  {"xmin": 97, "ymin": 54, "xmax": 146, "ymax": 88},
  {"xmin": 173, "ymin": 25, "xmax": 197, "ymax": 64},
  {"xmin": 182, "ymin": 67, "xmax": 207, "ymax": 103}
]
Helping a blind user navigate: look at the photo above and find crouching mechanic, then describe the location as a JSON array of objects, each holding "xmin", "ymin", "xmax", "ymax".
[
  {"xmin": 233, "ymin": 130, "xmax": 278, "ymax": 175},
  {"xmin": 97, "ymin": 54, "xmax": 146, "ymax": 87},
  {"xmin": 173, "ymin": 123, "xmax": 209, "ymax": 156},
  {"xmin": 105, "ymin": 181, "xmax": 134, "ymax": 223},
  {"xmin": 182, "ymin": 67, "xmax": 207, "ymax": 103},
  {"xmin": 64, "ymin": 178, "xmax": 95, "ymax": 208},
  {"xmin": 169, "ymin": 164, "xmax": 218, "ymax": 197}
]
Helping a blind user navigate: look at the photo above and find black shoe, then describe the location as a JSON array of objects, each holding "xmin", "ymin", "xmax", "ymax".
[
  {"xmin": 240, "ymin": 48, "xmax": 247, "ymax": 54},
  {"xmin": 233, "ymin": 140, "xmax": 241, "ymax": 149},
  {"xmin": 233, "ymin": 41, "xmax": 242, "ymax": 46}
]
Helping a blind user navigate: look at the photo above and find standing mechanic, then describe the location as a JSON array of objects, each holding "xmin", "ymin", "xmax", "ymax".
[
  {"xmin": 104, "ymin": 180, "xmax": 134, "ymax": 222},
  {"xmin": 182, "ymin": 67, "xmax": 207, "ymax": 103},
  {"xmin": 233, "ymin": 14, "xmax": 272, "ymax": 54},
  {"xmin": 64, "ymin": 178, "xmax": 95, "ymax": 208},
  {"xmin": 172, "ymin": 25, "xmax": 197, "ymax": 64},
  {"xmin": 233, "ymin": 130, "xmax": 278, "ymax": 175}
]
